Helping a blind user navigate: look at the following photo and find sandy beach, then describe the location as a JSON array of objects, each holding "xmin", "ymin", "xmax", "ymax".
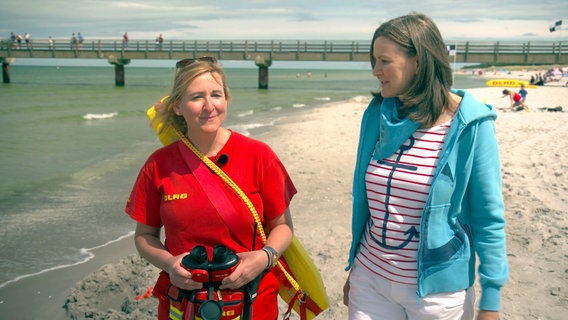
[{"xmin": 2, "ymin": 76, "xmax": 566, "ymax": 319}]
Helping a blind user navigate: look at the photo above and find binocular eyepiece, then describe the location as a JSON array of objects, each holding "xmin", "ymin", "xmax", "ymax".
[
  {"xmin": 181, "ymin": 244, "xmax": 240, "ymax": 284},
  {"xmin": 180, "ymin": 245, "xmax": 243, "ymax": 320}
]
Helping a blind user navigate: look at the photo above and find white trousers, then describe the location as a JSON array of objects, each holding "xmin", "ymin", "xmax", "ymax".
[{"xmin": 348, "ymin": 260, "xmax": 475, "ymax": 320}]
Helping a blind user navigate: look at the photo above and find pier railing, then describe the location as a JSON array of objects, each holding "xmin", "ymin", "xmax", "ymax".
[{"xmin": 1, "ymin": 39, "xmax": 567, "ymax": 64}]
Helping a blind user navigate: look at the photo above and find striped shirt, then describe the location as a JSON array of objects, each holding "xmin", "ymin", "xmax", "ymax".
[{"xmin": 356, "ymin": 121, "xmax": 450, "ymax": 284}]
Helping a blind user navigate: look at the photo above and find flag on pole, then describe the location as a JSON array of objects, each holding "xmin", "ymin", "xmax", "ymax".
[
  {"xmin": 549, "ymin": 20, "xmax": 562, "ymax": 32},
  {"xmin": 447, "ymin": 44, "xmax": 456, "ymax": 56}
]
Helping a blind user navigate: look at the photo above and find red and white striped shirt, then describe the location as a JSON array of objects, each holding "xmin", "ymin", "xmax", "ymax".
[{"xmin": 357, "ymin": 121, "xmax": 451, "ymax": 284}]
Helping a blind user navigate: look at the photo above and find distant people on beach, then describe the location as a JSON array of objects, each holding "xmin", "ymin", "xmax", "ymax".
[
  {"xmin": 530, "ymin": 68, "xmax": 565, "ymax": 86},
  {"xmin": 503, "ymin": 89, "xmax": 529, "ymax": 111},
  {"xmin": 343, "ymin": 12, "xmax": 508, "ymax": 320},
  {"xmin": 547, "ymin": 68, "xmax": 563, "ymax": 82},
  {"xmin": 122, "ymin": 32, "xmax": 128, "ymax": 49},
  {"xmin": 530, "ymin": 72, "xmax": 546, "ymax": 86},
  {"xmin": 48, "ymin": 36, "xmax": 54, "ymax": 50},
  {"xmin": 518, "ymin": 83, "xmax": 528, "ymax": 102}
]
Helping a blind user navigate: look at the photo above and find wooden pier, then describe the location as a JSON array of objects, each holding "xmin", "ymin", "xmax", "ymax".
[{"xmin": 1, "ymin": 39, "xmax": 566, "ymax": 87}]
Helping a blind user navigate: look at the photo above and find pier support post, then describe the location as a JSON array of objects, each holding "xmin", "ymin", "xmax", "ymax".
[
  {"xmin": 107, "ymin": 56, "xmax": 131, "ymax": 87},
  {"xmin": 114, "ymin": 64, "xmax": 126, "ymax": 86},
  {"xmin": 254, "ymin": 55, "xmax": 272, "ymax": 89},
  {"xmin": 1, "ymin": 57, "xmax": 16, "ymax": 84}
]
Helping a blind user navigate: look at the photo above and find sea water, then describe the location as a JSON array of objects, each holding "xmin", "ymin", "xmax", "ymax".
[{"xmin": 0, "ymin": 64, "xmax": 487, "ymax": 288}]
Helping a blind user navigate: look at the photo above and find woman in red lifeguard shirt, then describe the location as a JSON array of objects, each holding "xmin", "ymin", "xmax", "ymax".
[{"xmin": 125, "ymin": 57, "xmax": 296, "ymax": 319}]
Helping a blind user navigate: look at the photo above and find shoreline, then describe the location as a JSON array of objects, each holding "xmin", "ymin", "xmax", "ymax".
[
  {"xmin": 1, "ymin": 84, "xmax": 566, "ymax": 319},
  {"xmin": 0, "ymin": 233, "xmax": 139, "ymax": 318},
  {"xmin": 0, "ymin": 231, "xmax": 135, "ymax": 291}
]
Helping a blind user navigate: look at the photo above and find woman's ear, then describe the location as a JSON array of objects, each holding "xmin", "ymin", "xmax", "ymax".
[{"xmin": 173, "ymin": 102, "xmax": 182, "ymax": 116}]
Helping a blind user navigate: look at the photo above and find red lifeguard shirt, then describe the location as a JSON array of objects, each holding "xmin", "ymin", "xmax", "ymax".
[
  {"xmin": 126, "ymin": 130, "xmax": 296, "ymax": 256},
  {"xmin": 125, "ymin": 131, "xmax": 296, "ymax": 319}
]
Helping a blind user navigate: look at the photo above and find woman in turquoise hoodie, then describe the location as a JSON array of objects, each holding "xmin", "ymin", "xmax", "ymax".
[{"xmin": 343, "ymin": 13, "xmax": 508, "ymax": 320}]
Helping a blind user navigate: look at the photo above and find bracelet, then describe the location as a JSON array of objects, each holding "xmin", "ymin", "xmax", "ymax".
[
  {"xmin": 261, "ymin": 246, "xmax": 279, "ymax": 270},
  {"xmin": 261, "ymin": 248, "xmax": 271, "ymax": 269}
]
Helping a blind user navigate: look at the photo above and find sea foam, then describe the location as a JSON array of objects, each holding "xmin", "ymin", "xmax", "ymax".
[{"xmin": 82, "ymin": 112, "xmax": 119, "ymax": 120}]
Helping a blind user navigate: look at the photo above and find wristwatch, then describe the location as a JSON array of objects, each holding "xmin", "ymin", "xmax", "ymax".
[{"xmin": 262, "ymin": 246, "xmax": 279, "ymax": 269}]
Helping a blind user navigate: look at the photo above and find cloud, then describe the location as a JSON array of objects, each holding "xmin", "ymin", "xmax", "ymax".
[{"xmin": 1, "ymin": 0, "xmax": 566, "ymax": 40}]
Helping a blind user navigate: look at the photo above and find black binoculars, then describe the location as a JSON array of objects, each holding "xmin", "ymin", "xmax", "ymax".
[
  {"xmin": 181, "ymin": 244, "xmax": 240, "ymax": 284},
  {"xmin": 180, "ymin": 245, "xmax": 243, "ymax": 320}
]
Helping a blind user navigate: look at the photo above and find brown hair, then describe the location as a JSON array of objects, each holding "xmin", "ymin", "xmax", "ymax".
[{"xmin": 370, "ymin": 12, "xmax": 453, "ymax": 126}]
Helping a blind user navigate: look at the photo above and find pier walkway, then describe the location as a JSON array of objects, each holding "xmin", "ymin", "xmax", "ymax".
[{"xmin": 1, "ymin": 39, "xmax": 566, "ymax": 86}]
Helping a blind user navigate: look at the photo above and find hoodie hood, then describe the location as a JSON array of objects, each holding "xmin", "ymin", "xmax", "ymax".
[{"xmin": 372, "ymin": 89, "xmax": 497, "ymax": 161}]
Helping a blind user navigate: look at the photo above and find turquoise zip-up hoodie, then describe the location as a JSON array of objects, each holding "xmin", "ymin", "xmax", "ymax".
[{"xmin": 346, "ymin": 89, "xmax": 508, "ymax": 311}]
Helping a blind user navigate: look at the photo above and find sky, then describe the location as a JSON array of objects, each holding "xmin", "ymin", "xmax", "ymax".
[
  {"xmin": 2, "ymin": 1, "xmax": 566, "ymax": 68},
  {"xmin": 2, "ymin": 0, "xmax": 567, "ymax": 41}
]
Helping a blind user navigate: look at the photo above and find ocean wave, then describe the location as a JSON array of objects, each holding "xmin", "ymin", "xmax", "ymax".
[
  {"xmin": 0, "ymin": 231, "xmax": 134, "ymax": 289},
  {"xmin": 292, "ymin": 104, "xmax": 306, "ymax": 108},
  {"xmin": 349, "ymin": 96, "xmax": 372, "ymax": 103},
  {"xmin": 229, "ymin": 120, "xmax": 278, "ymax": 137},
  {"xmin": 315, "ymin": 97, "xmax": 331, "ymax": 101},
  {"xmin": 82, "ymin": 112, "xmax": 119, "ymax": 120},
  {"xmin": 234, "ymin": 110, "xmax": 254, "ymax": 118}
]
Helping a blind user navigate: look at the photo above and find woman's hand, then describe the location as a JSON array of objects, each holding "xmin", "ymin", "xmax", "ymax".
[
  {"xmin": 477, "ymin": 310, "xmax": 500, "ymax": 320},
  {"xmin": 166, "ymin": 252, "xmax": 204, "ymax": 291},
  {"xmin": 342, "ymin": 276, "xmax": 350, "ymax": 306},
  {"xmin": 219, "ymin": 250, "xmax": 267, "ymax": 290}
]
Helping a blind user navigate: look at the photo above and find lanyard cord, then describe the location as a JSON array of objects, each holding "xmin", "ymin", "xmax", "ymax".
[{"xmin": 173, "ymin": 127, "xmax": 302, "ymax": 295}]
